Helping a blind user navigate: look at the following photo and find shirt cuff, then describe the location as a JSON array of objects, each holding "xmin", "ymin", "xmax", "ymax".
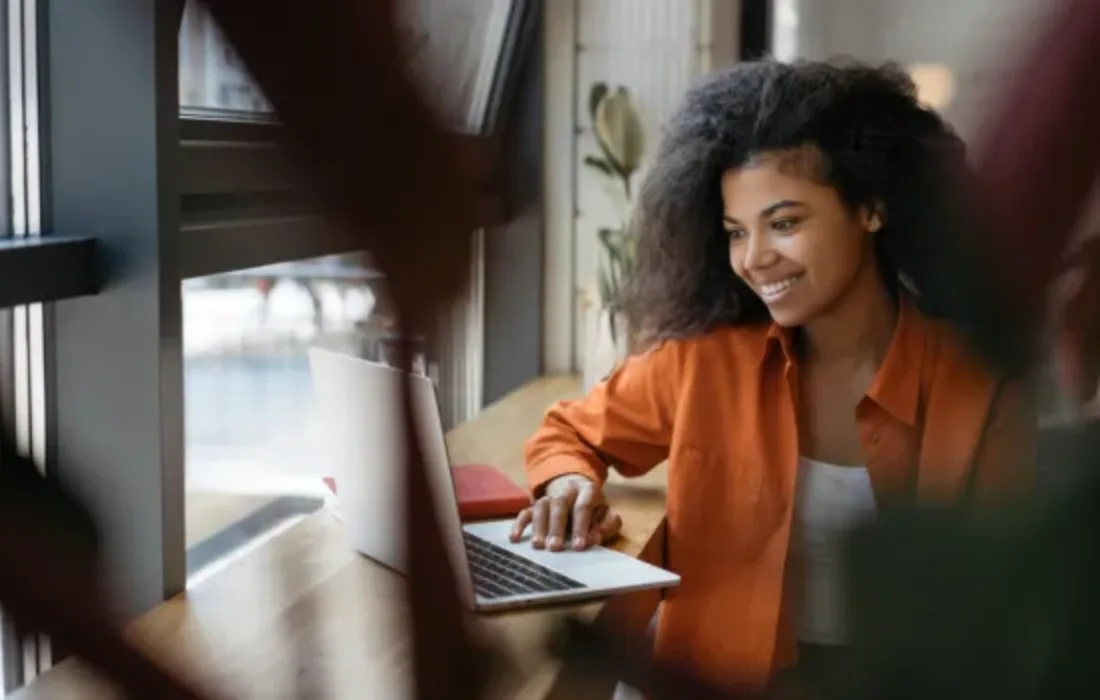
[{"xmin": 526, "ymin": 456, "xmax": 606, "ymax": 496}]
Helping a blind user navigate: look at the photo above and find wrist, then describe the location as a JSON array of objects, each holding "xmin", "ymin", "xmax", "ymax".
[
  {"xmin": 526, "ymin": 458, "xmax": 604, "ymax": 497},
  {"xmin": 535, "ymin": 472, "xmax": 595, "ymax": 498}
]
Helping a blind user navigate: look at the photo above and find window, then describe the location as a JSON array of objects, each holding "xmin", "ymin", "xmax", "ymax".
[
  {"xmin": 176, "ymin": 0, "xmax": 383, "ymax": 574},
  {"xmin": 180, "ymin": 247, "xmax": 486, "ymax": 581},
  {"xmin": 178, "ymin": 0, "xmax": 530, "ymax": 128},
  {"xmin": 173, "ymin": 3, "xmax": 496, "ymax": 579},
  {"xmin": 908, "ymin": 63, "xmax": 957, "ymax": 112},
  {"xmin": 771, "ymin": 0, "xmax": 800, "ymax": 61},
  {"xmin": 402, "ymin": 0, "xmax": 526, "ymax": 133},
  {"xmin": 179, "ymin": 1, "xmax": 272, "ymax": 115},
  {"xmin": 183, "ymin": 254, "xmax": 390, "ymax": 580}
]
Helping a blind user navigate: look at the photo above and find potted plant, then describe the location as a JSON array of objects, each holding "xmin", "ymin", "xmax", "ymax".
[{"xmin": 581, "ymin": 82, "xmax": 646, "ymax": 391}]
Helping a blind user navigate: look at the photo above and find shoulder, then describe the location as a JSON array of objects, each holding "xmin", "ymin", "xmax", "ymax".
[
  {"xmin": 625, "ymin": 325, "xmax": 771, "ymax": 393},
  {"xmin": 636, "ymin": 324, "xmax": 772, "ymax": 365}
]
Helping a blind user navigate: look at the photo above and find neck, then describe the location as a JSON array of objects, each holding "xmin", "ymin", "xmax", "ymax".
[{"xmin": 802, "ymin": 264, "xmax": 897, "ymax": 365}]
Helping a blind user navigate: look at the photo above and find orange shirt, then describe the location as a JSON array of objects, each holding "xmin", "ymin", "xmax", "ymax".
[{"xmin": 525, "ymin": 300, "xmax": 1035, "ymax": 689}]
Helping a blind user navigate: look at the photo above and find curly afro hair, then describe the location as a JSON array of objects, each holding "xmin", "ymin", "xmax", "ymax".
[{"xmin": 623, "ymin": 58, "xmax": 973, "ymax": 348}]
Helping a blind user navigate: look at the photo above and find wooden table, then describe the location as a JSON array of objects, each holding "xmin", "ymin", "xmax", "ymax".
[{"xmin": 13, "ymin": 375, "xmax": 669, "ymax": 699}]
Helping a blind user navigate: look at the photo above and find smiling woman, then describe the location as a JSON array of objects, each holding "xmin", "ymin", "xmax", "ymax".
[{"xmin": 517, "ymin": 58, "xmax": 1037, "ymax": 694}]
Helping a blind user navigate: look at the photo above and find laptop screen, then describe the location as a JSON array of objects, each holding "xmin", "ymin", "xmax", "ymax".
[{"xmin": 308, "ymin": 348, "xmax": 475, "ymax": 602}]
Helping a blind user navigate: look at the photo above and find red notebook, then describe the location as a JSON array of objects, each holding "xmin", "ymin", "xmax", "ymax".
[{"xmin": 323, "ymin": 463, "xmax": 531, "ymax": 522}]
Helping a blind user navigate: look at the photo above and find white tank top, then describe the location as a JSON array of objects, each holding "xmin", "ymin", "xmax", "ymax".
[{"xmin": 786, "ymin": 456, "xmax": 878, "ymax": 645}]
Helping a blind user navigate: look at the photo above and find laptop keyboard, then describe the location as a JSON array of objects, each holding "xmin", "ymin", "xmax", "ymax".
[{"xmin": 463, "ymin": 531, "xmax": 585, "ymax": 600}]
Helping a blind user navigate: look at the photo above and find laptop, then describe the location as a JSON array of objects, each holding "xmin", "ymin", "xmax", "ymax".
[{"xmin": 308, "ymin": 347, "xmax": 680, "ymax": 612}]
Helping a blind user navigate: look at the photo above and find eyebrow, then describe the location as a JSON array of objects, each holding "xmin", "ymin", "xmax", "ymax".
[
  {"xmin": 761, "ymin": 199, "xmax": 806, "ymax": 217},
  {"xmin": 722, "ymin": 199, "xmax": 807, "ymax": 225}
]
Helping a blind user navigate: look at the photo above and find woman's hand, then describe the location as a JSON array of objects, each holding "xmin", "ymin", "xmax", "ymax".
[{"xmin": 510, "ymin": 474, "xmax": 623, "ymax": 551}]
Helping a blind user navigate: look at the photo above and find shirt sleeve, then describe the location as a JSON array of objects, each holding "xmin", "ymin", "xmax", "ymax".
[
  {"xmin": 524, "ymin": 340, "xmax": 683, "ymax": 495},
  {"xmin": 973, "ymin": 375, "xmax": 1038, "ymax": 498}
]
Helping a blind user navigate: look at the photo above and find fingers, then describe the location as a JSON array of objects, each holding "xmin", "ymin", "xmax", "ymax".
[
  {"xmin": 512, "ymin": 483, "xmax": 581, "ymax": 550},
  {"xmin": 594, "ymin": 511, "xmax": 623, "ymax": 545},
  {"xmin": 546, "ymin": 483, "xmax": 577, "ymax": 551},
  {"xmin": 570, "ymin": 488, "xmax": 595, "ymax": 551},
  {"xmin": 509, "ymin": 479, "xmax": 621, "ymax": 552},
  {"xmin": 531, "ymin": 498, "xmax": 550, "ymax": 549},
  {"xmin": 582, "ymin": 505, "xmax": 622, "ymax": 547},
  {"xmin": 509, "ymin": 508, "xmax": 532, "ymax": 543}
]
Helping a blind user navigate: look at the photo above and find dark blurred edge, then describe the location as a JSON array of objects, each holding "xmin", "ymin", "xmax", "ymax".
[
  {"xmin": 1037, "ymin": 418, "xmax": 1100, "ymax": 490},
  {"xmin": 739, "ymin": 0, "xmax": 771, "ymax": 60}
]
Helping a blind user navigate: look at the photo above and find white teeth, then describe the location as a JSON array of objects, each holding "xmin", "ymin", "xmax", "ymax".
[{"xmin": 759, "ymin": 275, "xmax": 802, "ymax": 298}]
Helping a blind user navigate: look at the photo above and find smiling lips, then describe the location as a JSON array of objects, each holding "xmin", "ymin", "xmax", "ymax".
[{"xmin": 757, "ymin": 273, "xmax": 804, "ymax": 302}]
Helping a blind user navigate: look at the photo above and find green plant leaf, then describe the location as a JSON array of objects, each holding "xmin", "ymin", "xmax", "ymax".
[
  {"xmin": 598, "ymin": 230, "xmax": 621, "ymax": 282},
  {"xmin": 597, "ymin": 268, "xmax": 614, "ymax": 310},
  {"xmin": 594, "ymin": 86, "xmax": 646, "ymax": 179},
  {"xmin": 588, "ymin": 82, "xmax": 609, "ymax": 124},
  {"xmin": 583, "ymin": 155, "xmax": 615, "ymax": 178},
  {"xmin": 588, "ymin": 86, "xmax": 629, "ymax": 185},
  {"xmin": 599, "ymin": 231, "xmax": 625, "ymax": 277},
  {"xmin": 597, "ymin": 227, "xmax": 615, "ymax": 249},
  {"xmin": 607, "ymin": 239, "xmax": 624, "ymax": 270},
  {"xmin": 597, "ymin": 269, "xmax": 620, "ymax": 346},
  {"xmin": 592, "ymin": 136, "xmax": 627, "ymax": 184}
]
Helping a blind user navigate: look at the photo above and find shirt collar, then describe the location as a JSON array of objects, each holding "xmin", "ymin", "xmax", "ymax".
[
  {"xmin": 763, "ymin": 322, "xmax": 796, "ymax": 366},
  {"xmin": 762, "ymin": 295, "xmax": 925, "ymax": 426}
]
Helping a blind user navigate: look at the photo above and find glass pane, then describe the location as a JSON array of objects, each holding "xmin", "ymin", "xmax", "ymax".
[
  {"xmin": 400, "ymin": 0, "xmax": 517, "ymax": 132},
  {"xmin": 179, "ymin": 0, "xmax": 273, "ymax": 114},
  {"xmin": 183, "ymin": 253, "xmax": 391, "ymax": 579},
  {"xmin": 178, "ymin": 0, "xmax": 521, "ymax": 128}
]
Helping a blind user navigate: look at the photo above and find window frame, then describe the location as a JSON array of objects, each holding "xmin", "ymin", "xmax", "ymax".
[
  {"xmin": 39, "ymin": 0, "xmax": 188, "ymax": 620},
  {"xmin": 479, "ymin": 0, "xmax": 538, "ymax": 137}
]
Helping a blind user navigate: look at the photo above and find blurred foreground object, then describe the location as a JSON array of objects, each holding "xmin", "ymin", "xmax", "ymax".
[
  {"xmin": 199, "ymin": 0, "xmax": 491, "ymax": 698},
  {"xmin": 0, "ymin": 437, "xmax": 217, "ymax": 699},
  {"xmin": 962, "ymin": 0, "xmax": 1100, "ymax": 381},
  {"xmin": 1056, "ymin": 238, "xmax": 1100, "ymax": 405}
]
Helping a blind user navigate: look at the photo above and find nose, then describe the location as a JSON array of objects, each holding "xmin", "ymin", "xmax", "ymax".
[{"xmin": 742, "ymin": 232, "xmax": 778, "ymax": 271}]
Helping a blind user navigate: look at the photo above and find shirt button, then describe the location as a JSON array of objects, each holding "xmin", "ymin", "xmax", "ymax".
[{"xmin": 868, "ymin": 430, "xmax": 880, "ymax": 445}]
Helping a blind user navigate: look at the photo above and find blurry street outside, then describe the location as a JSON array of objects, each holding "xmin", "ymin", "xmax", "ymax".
[{"xmin": 183, "ymin": 258, "xmax": 379, "ymax": 499}]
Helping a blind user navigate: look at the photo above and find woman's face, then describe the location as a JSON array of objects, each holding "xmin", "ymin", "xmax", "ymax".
[{"xmin": 721, "ymin": 151, "xmax": 880, "ymax": 327}]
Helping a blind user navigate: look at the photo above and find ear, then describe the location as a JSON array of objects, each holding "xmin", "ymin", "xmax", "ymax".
[{"xmin": 862, "ymin": 202, "xmax": 885, "ymax": 233}]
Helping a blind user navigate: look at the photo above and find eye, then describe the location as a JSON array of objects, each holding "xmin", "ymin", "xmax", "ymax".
[
  {"xmin": 725, "ymin": 227, "xmax": 746, "ymax": 241},
  {"xmin": 771, "ymin": 217, "xmax": 801, "ymax": 232}
]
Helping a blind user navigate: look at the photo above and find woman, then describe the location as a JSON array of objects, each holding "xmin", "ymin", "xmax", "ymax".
[{"xmin": 510, "ymin": 60, "xmax": 1035, "ymax": 691}]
